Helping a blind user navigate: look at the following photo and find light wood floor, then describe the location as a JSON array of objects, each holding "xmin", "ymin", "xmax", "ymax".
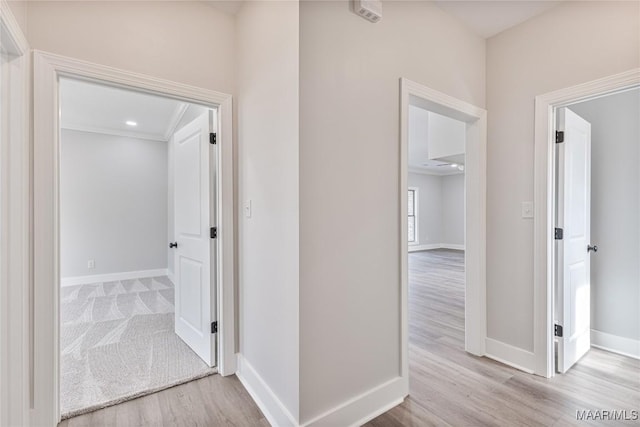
[
  {"xmin": 366, "ymin": 249, "xmax": 640, "ymax": 426},
  {"xmin": 60, "ymin": 249, "xmax": 639, "ymax": 426},
  {"xmin": 58, "ymin": 373, "xmax": 269, "ymax": 427}
]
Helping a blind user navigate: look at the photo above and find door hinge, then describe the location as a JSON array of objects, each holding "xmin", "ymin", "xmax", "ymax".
[
  {"xmin": 554, "ymin": 324, "xmax": 563, "ymax": 337},
  {"xmin": 555, "ymin": 131, "xmax": 564, "ymax": 143},
  {"xmin": 554, "ymin": 227, "xmax": 563, "ymax": 240},
  {"xmin": 211, "ymin": 321, "xmax": 218, "ymax": 334},
  {"xmin": 210, "ymin": 132, "xmax": 217, "ymax": 145},
  {"xmin": 210, "ymin": 227, "xmax": 217, "ymax": 239}
]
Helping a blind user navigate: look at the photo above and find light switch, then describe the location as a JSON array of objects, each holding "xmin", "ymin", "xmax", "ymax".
[
  {"xmin": 522, "ymin": 202, "xmax": 534, "ymax": 218},
  {"xmin": 244, "ymin": 200, "xmax": 252, "ymax": 218}
]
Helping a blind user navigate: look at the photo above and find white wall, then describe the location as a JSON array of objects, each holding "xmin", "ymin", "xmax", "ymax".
[
  {"xmin": 236, "ymin": 1, "xmax": 300, "ymax": 422},
  {"xmin": 569, "ymin": 89, "xmax": 640, "ymax": 343},
  {"xmin": 486, "ymin": 2, "xmax": 640, "ymax": 352},
  {"xmin": 408, "ymin": 172, "xmax": 465, "ymax": 249},
  {"xmin": 427, "ymin": 111, "xmax": 466, "ymax": 161},
  {"xmin": 60, "ymin": 129, "xmax": 168, "ymax": 278},
  {"xmin": 299, "ymin": 1, "xmax": 484, "ymax": 422},
  {"xmin": 408, "ymin": 105, "xmax": 430, "ymax": 168},
  {"xmin": 442, "ymin": 173, "xmax": 465, "ymax": 247},
  {"xmin": 24, "ymin": 1, "xmax": 235, "ymax": 94}
]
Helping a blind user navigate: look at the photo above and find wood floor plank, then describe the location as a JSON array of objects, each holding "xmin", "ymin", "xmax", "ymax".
[{"xmin": 58, "ymin": 374, "xmax": 268, "ymax": 427}]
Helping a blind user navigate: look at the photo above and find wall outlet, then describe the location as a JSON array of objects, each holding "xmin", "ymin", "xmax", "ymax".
[
  {"xmin": 521, "ymin": 202, "xmax": 534, "ymax": 219},
  {"xmin": 87, "ymin": 259, "xmax": 95, "ymax": 269}
]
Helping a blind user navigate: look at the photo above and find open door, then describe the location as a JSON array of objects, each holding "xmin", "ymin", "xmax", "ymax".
[
  {"xmin": 555, "ymin": 107, "xmax": 592, "ymax": 373},
  {"xmin": 171, "ymin": 111, "xmax": 217, "ymax": 367}
]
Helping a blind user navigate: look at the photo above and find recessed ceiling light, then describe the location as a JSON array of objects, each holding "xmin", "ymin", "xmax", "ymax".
[
  {"xmin": 126, "ymin": 120, "xmax": 137, "ymax": 127},
  {"xmin": 450, "ymin": 163, "xmax": 458, "ymax": 168}
]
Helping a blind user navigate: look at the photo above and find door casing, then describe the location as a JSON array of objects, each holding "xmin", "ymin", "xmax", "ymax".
[
  {"xmin": 32, "ymin": 50, "xmax": 235, "ymax": 425},
  {"xmin": 533, "ymin": 68, "xmax": 640, "ymax": 378},
  {"xmin": 0, "ymin": 3, "xmax": 30, "ymax": 426},
  {"xmin": 399, "ymin": 78, "xmax": 487, "ymax": 394}
]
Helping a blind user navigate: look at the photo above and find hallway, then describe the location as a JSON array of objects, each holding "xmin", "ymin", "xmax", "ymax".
[{"xmin": 59, "ymin": 250, "xmax": 639, "ymax": 426}]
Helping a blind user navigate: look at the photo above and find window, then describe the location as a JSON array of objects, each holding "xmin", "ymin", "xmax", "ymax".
[{"xmin": 408, "ymin": 188, "xmax": 418, "ymax": 244}]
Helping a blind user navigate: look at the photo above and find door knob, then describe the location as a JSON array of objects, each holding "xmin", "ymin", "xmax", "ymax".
[
  {"xmin": 587, "ymin": 245, "xmax": 598, "ymax": 253},
  {"xmin": 169, "ymin": 242, "xmax": 178, "ymax": 249}
]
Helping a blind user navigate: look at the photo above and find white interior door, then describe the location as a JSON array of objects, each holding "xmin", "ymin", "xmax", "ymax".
[
  {"xmin": 172, "ymin": 111, "xmax": 216, "ymax": 367},
  {"xmin": 556, "ymin": 107, "xmax": 592, "ymax": 373}
]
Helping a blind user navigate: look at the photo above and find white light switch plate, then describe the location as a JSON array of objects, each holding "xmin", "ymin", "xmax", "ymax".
[
  {"xmin": 244, "ymin": 200, "xmax": 252, "ymax": 218},
  {"xmin": 522, "ymin": 201, "xmax": 534, "ymax": 218}
]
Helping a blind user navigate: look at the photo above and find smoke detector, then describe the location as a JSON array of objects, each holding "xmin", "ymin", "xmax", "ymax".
[{"xmin": 353, "ymin": 0, "xmax": 382, "ymax": 23}]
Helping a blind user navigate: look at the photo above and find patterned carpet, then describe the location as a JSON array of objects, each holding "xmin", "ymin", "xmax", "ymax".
[{"xmin": 60, "ymin": 276, "xmax": 215, "ymax": 419}]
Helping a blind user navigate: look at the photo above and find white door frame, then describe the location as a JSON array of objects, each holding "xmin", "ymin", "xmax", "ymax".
[
  {"xmin": 399, "ymin": 78, "xmax": 487, "ymax": 389},
  {"xmin": 32, "ymin": 50, "xmax": 235, "ymax": 425},
  {"xmin": 533, "ymin": 68, "xmax": 640, "ymax": 378},
  {"xmin": 0, "ymin": 2, "xmax": 29, "ymax": 426}
]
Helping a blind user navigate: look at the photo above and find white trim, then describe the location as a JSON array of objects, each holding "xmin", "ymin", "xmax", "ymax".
[
  {"xmin": 485, "ymin": 338, "xmax": 535, "ymax": 374},
  {"xmin": 591, "ymin": 330, "xmax": 640, "ymax": 360},
  {"xmin": 0, "ymin": 3, "xmax": 29, "ymax": 426},
  {"xmin": 162, "ymin": 102, "xmax": 189, "ymax": 141},
  {"xmin": 408, "ymin": 243, "xmax": 465, "ymax": 253},
  {"xmin": 61, "ymin": 124, "xmax": 171, "ymax": 142},
  {"xmin": 408, "ymin": 166, "xmax": 463, "ymax": 177},
  {"xmin": 0, "ymin": 1, "xmax": 28, "ymax": 56},
  {"xmin": 400, "ymin": 78, "xmax": 487, "ymax": 394},
  {"xmin": 302, "ymin": 377, "xmax": 405, "ymax": 427},
  {"xmin": 60, "ymin": 269, "xmax": 169, "ymax": 287},
  {"xmin": 32, "ymin": 50, "xmax": 236, "ymax": 425},
  {"xmin": 533, "ymin": 68, "xmax": 640, "ymax": 378},
  {"xmin": 236, "ymin": 354, "xmax": 298, "ymax": 427},
  {"xmin": 408, "ymin": 243, "xmax": 440, "ymax": 252},
  {"xmin": 238, "ymin": 352, "xmax": 406, "ymax": 427}
]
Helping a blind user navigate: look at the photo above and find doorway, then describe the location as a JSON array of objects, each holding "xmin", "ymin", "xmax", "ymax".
[
  {"xmin": 32, "ymin": 51, "xmax": 235, "ymax": 425},
  {"xmin": 533, "ymin": 68, "xmax": 640, "ymax": 378},
  {"xmin": 58, "ymin": 77, "xmax": 218, "ymax": 417},
  {"xmin": 406, "ymin": 104, "xmax": 467, "ymax": 355},
  {"xmin": 552, "ymin": 88, "xmax": 640, "ymax": 374},
  {"xmin": 399, "ymin": 78, "xmax": 487, "ymax": 389}
]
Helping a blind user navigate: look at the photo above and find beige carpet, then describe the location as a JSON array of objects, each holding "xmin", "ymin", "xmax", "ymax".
[{"xmin": 60, "ymin": 276, "xmax": 215, "ymax": 419}]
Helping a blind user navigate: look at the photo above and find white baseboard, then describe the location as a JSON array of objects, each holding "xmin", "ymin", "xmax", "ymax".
[
  {"xmin": 237, "ymin": 353, "xmax": 405, "ymax": 427},
  {"xmin": 591, "ymin": 329, "xmax": 640, "ymax": 360},
  {"xmin": 408, "ymin": 243, "xmax": 465, "ymax": 252},
  {"xmin": 60, "ymin": 268, "xmax": 169, "ymax": 287},
  {"xmin": 236, "ymin": 354, "xmax": 298, "ymax": 427},
  {"xmin": 303, "ymin": 377, "xmax": 405, "ymax": 427},
  {"xmin": 485, "ymin": 338, "xmax": 535, "ymax": 373},
  {"xmin": 408, "ymin": 243, "xmax": 440, "ymax": 252},
  {"xmin": 440, "ymin": 243, "xmax": 465, "ymax": 251}
]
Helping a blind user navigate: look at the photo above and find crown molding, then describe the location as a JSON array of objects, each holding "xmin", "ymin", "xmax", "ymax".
[
  {"xmin": 163, "ymin": 102, "xmax": 189, "ymax": 141},
  {"xmin": 0, "ymin": 1, "xmax": 28, "ymax": 56},
  {"xmin": 61, "ymin": 124, "xmax": 168, "ymax": 142},
  {"xmin": 408, "ymin": 166, "xmax": 463, "ymax": 176}
]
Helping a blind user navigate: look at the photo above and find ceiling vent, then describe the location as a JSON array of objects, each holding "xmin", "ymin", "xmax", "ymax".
[{"xmin": 353, "ymin": 0, "xmax": 382, "ymax": 23}]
